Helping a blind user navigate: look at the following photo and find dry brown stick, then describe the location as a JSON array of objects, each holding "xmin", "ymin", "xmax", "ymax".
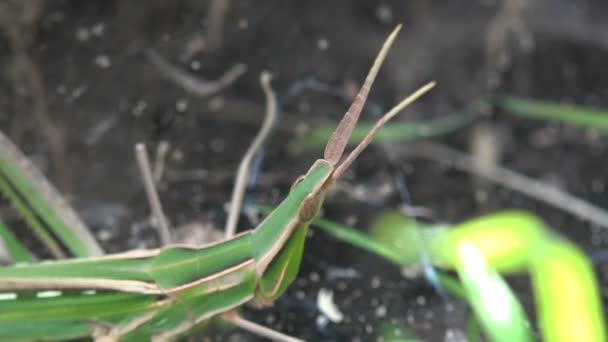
[
  {"xmin": 135, "ymin": 143, "xmax": 172, "ymax": 245},
  {"xmin": 400, "ymin": 141, "xmax": 608, "ymax": 230},
  {"xmin": 224, "ymin": 72, "xmax": 277, "ymax": 238},
  {"xmin": 145, "ymin": 49, "xmax": 246, "ymax": 98}
]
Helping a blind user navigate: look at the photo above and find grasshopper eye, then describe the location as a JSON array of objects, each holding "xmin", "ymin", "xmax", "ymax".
[
  {"xmin": 289, "ymin": 175, "xmax": 305, "ymax": 193},
  {"xmin": 298, "ymin": 193, "xmax": 321, "ymax": 222}
]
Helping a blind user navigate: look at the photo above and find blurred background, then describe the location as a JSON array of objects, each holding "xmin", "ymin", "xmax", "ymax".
[{"xmin": 0, "ymin": 1, "xmax": 607, "ymax": 340}]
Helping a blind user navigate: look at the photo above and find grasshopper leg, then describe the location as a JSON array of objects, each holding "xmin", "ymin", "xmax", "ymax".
[{"xmin": 221, "ymin": 310, "xmax": 304, "ymax": 342}]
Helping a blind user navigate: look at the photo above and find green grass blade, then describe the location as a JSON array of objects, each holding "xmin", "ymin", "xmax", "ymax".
[
  {"xmin": 291, "ymin": 108, "xmax": 479, "ymax": 153},
  {"xmin": 432, "ymin": 211, "xmax": 547, "ymax": 273},
  {"xmin": 435, "ymin": 272, "xmax": 467, "ymax": 300},
  {"xmin": 455, "ymin": 243, "xmax": 532, "ymax": 342},
  {"xmin": 495, "ymin": 96, "xmax": 608, "ymax": 134},
  {"xmin": 312, "ymin": 216, "xmax": 406, "ymax": 265},
  {"xmin": 368, "ymin": 212, "xmax": 445, "ymax": 266},
  {"xmin": 530, "ymin": 240, "xmax": 606, "ymax": 342},
  {"xmin": 257, "ymin": 205, "xmax": 405, "ymax": 265},
  {"xmin": 0, "ymin": 130, "xmax": 103, "ymax": 257},
  {"xmin": 0, "ymin": 173, "xmax": 65, "ymax": 259},
  {"xmin": 0, "ymin": 218, "xmax": 33, "ymax": 262}
]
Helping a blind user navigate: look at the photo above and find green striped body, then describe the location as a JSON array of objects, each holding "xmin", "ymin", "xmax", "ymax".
[
  {"xmin": 0, "ymin": 160, "xmax": 332, "ymax": 340},
  {"xmin": 0, "ymin": 235, "xmax": 257, "ymax": 340}
]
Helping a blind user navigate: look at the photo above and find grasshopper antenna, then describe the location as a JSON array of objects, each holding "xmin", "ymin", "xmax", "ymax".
[
  {"xmin": 324, "ymin": 25, "xmax": 402, "ymax": 165},
  {"xmin": 333, "ymin": 81, "xmax": 435, "ymax": 180}
]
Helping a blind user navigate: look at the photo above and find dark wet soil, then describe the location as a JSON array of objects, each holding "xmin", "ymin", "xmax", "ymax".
[{"xmin": 1, "ymin": 1, "xmax": 608, "ymax": 341}]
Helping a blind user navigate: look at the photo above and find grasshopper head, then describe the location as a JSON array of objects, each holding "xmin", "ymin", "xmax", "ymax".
[{"xmin": 290, "ymin": 24, "xmax": 435, "ymax": 221}]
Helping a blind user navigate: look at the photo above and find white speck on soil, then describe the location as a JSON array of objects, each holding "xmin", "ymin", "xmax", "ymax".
[
  {"xmin": 444, "ymin": 328, "xmax": 468, "ymax": 342},
  {"xmin": 68, "ymin": 86, "xmax": 86, "ymax": 102},
  {"xmin": 176, "ymin": 99, "xmax": 188, "ymax": 112},
  {"xmin": 407, "ymin": 313, "xmax": 415, "ymax": 324},
  {"xmin": 190, "ymin": 60, "xmax": 201, "ymax": 70},
  {"xmin": 238, "ymin": 18, "xmax": 249, "ymax": 29},
  {"xmin": 345, "ymin": 215, "xmax": 358, "ymax": 226},
  {"xmin": 94, "ymin": 54, "xmax": 111, "ymax": 69},
  {"xmin": 376, "ymin": 4, "xmax": 394, "ymax": 23},
  {"xmin": 91, "ymin": 23, "xmax": 105, "ymax": 36},
  {"xmin": 317, "ymin": 288, "xmax": 343, "ymax": 323},
  {"xmin": 317, "ymin": 38, "xmax": 330, "ymax": 51},
  {"xmin": 370, "ymin": 275, "xmax": 381, "ymax": 289},
  {"xmin": 95, "ymin": 229, "xmax": 112, "ymax": 242},
  {"xmin": 76, "ymin": 27, "xmax": 90, "ymax": 42},
  {"xmin": 132, "ymin": 100, "xmax": 147, "ymax": 116},
  {"xmin": 375, "ymin": 305, "xmax": 387, "ymax": 318},
  {"xmin": 208, "ymin": 96, "xmax": 224, "ymax": 111}
]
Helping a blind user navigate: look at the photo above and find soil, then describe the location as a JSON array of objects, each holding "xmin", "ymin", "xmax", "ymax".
[{"xmin": 1, "ymin": 1, "xmax": 608, "ymax": 341}]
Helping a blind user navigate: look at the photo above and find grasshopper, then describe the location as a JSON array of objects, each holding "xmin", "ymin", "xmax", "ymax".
[{"xmin": 0, "ymin": 25, "xmax": 434, "ymax": 341}]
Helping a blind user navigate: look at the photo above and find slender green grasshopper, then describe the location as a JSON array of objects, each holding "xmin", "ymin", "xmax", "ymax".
[{"xmin": 0, "ymin": 25, "xmax": 434, "ymax": 341}]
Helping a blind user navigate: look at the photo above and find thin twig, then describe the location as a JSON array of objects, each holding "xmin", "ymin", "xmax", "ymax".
[
  {"xmin": 134, "ymin": 143, "xmax": 171, "ymax": 245},
  {"xmin": 224, "ymin": 72, "xmax": 277, "ymax": 238},
  {"xmin": 221, "ymin": 311, "xmax": 304, "ymax": 342},
  {"xmin": 145, "ymin": 49, "xmax": 246, "ymax": 98},
  {"xmin": 206, "ymin": 0, "xmax": 230, "ymax": 52},
  {"xmin": 400, "ymin": 141, "xmax": 608, "ymax": 230},
  {"xmin": 153, "ymin": 140, "xmax": 170, "ymax": 184}
]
